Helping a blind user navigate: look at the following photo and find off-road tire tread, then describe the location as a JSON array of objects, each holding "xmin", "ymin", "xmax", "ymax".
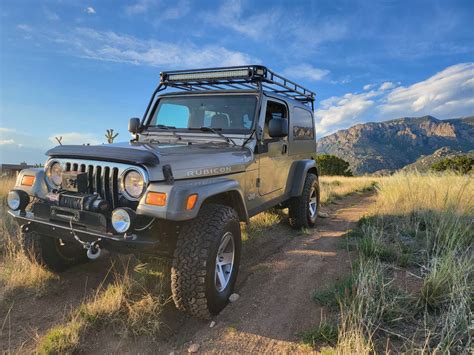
[
  {"xmin": 171, "ymin": 204, "xmax": 239, "ymax": 319},
  {"xmin": 288, "ymin": 173, "xmax": 319, "ymax": 229}
]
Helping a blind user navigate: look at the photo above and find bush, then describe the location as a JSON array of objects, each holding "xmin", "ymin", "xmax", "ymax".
[
  {"xmin": 316, "ymin": 154, "xmax": 353, "ymax": 176},
  {"xmin": 431, "ymin": 155, "xmax": 473, "ymax": 174}
]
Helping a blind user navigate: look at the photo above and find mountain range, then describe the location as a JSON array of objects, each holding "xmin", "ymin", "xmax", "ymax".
[{"xmin": 317, "ymin": 116, "xmax": 474, "ymax": 174}]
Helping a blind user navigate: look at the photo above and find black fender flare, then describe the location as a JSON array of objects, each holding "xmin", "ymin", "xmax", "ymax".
[
  {"xmin": 288, "ymin": 160, "xmax": 319, "ymax": 197},
  {"xmin": 138, "ymin": 177, "xmax": 249, "ymax": 222}
]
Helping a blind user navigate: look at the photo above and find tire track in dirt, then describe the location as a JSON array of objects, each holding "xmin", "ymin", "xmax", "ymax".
[
  {"xmin": 178, "ymin": 192, "xmax": 376, "ymax": 353},
  {"xmin": 1, "ymin": 191, "xmax": 375, "ymax": 353}
]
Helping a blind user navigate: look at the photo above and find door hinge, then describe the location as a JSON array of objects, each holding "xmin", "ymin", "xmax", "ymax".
[{"xmin": 256, "ymin": 178, "xmax": 261, "ymax": 188}]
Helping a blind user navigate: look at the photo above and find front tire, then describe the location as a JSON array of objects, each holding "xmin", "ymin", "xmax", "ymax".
[
  {"xmin": 288, "ymin": 173, "xmax": 320, "ymax": 229},
  {"xmin": 171, "ymin": 204, "xmax": 241, "ymax": 319},
  {"xmin": 21, "ymin": 229, "xmax": 88, "ymax": 272}
]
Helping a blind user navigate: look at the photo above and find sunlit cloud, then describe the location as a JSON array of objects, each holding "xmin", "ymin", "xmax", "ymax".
[{"xmin": 316, "ymin": 63, "xmax": 474, "ymax": 136}]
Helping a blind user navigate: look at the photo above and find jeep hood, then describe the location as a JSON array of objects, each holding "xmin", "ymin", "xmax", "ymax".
[{"xmin": 46, "ymin": 141, "xmax": 253, "ymax": 181}]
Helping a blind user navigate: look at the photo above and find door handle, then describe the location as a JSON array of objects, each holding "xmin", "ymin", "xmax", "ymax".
[{"xmin": 281, "ymin": 143, "xmax": 288, "ymax": 154}]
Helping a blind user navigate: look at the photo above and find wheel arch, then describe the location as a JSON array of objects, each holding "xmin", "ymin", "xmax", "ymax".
[
  {"xmin": 288, "ymin": 159, "xmax": 319, "ymax": 197},
  {"xmin": 201, "ymin": 190, "xmax": 249, "ymax": 222}
]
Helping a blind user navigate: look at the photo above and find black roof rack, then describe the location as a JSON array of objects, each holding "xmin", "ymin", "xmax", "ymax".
[{"xmin": 159, "ymin": 65, "xmax": 316, "ymax": 108}]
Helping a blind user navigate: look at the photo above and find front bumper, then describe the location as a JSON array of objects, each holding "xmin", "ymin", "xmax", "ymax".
[{"xmin": 8, "ymin": 206, "xmax": 170, "ymax": 256}]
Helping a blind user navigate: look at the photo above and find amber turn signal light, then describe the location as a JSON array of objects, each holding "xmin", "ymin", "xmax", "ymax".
[
  {"xmin": 145, "ymin": 192, "xmax": 167, "ymax": 206},
  {"xmin": 186, "ymin": 194, "xmax": 198, "ymax": 210},
  {"xmin": 21, "ymin": 175, "xmax": 35, "ymax": 186}
]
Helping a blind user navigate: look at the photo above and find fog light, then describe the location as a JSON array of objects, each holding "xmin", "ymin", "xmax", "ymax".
[
  {"xmin": 111, "ymin": 208, "xmax": 136, "ymax": 234},
  {"xmin": 7, "ymin": 190, "xmax": 30, "ymax": 211}
]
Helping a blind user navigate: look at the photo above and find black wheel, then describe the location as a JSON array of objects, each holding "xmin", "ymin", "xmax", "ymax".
[
  {"xmin": 21, "ymin": 228, "xmax": 88, "ymax": 272},
  {"xmin": 171, "ymin": 203, "xmax": 241, "ymax": 319},
  {"xmin": 288, "ymin": 173, "xmax": 320, "ymax": 229}
]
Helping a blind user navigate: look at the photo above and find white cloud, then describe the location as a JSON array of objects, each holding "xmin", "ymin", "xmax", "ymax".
[
  {"xmin": 85, "ymin": 7, "xmax": 96, "ymax": 14},
  {"xmin": 315, "ymin": 92, "xmax": 376, "ymax": 135},
  {"xmin": 206, "ymin": 0, "xmax": 347, "ymax": 49},
  {"xmin": 0, "ymin": 127, "xmax": 16, "ymax": 133},
  {"xmin": 363, "ymin": 84, "xmax": 375, "ymax": 91},
  {"xmin": 49, "ymin": 132, "xmax": 102, "ymax": 146},
  {"xmin": 283, "ymin": 64, "xmax": 329, "ymax": 82},
  {"xmin": 124, "ymin": 0, "xmax": 152, "ymax": 15},
  {"xmin": 16, "ymin": 24, "xmax": 32, "ymax": 32},
  {"xmin": 379, "ymin": 82, "xmax": 396, "ymax": 91},
  {"xmin": 60, "ymin": 27, "xmax": 258, "ymax": 68},
  {"xmin": 205, "ymin": 0, "xmax": 280, "ymax": 40},
  {"xmin": 162, "ymin": 0, "xmax": 190, "ymax": 20},
  {"xmin": 316, "ymin": 62, "xmax": 474, "ymax": 137},
  {"xmin": 380, "ymin": 63, "xmax": 474, "ymax": 117},
  {"xmin": 44, "ymin": 8, "xmax": 59, "ymax": 21},
  {"xmin": 0, "ymin": 139, "xmax": 15, "ymax": 145}
]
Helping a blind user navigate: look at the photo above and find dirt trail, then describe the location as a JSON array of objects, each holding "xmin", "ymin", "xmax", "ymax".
[
  {"xmin": 179, "ymin": 192, "xmax": 376, "ymax": 353},
  {"xmin": 0, "ymin": 192, "xmax": 375, "ymax": 353}
]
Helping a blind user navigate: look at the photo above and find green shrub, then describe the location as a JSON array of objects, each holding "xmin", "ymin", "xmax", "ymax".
[
  {"xmin": 316, "ymin": 154, "xmax": 353, "ymax": 176},
  {"xmin": 431, "ymin": 155, "xmax": 473, "ymax": 174}
]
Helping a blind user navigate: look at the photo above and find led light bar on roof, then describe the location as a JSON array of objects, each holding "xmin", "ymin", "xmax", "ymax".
[{"xmin": 166, "ymin": 69, "xmax": 251, "ymax": 81}]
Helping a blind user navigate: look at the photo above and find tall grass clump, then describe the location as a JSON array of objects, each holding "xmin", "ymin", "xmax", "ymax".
[
  {"xmin": 0, "ymin": 177, "xmax": 58, "ymax": 297},
  {"xmin": 331, "ymin": 259, "xmax": 387, "ymax": 354},
  {"xmin": 319, "ymin": 176, "xmax": 379, "ymax": 204},
  {"xmin": 241, "ymin": 209, "xmax": 283, "ymax": 242},
  {"xmin": 363, "ymin": 172, "xmax": 472, "ymax": 352},
  {"xmin": 37, "ymin": 258, "xmax": 170, "ymax": 353},
  {"xmin": 308, "ymin": 172, "xmax": 472, "ymax": 353}
]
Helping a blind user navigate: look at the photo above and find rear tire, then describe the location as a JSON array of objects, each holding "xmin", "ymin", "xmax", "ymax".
[
  {"xmin": 21, "ymin": 228, "xmax": 88, "ymax": 272},
  {"xmin": 171, "ymin": 204, "xmax": 241, "ymax": 319},
  {"xmin": 288, "ymin": 173, "xmax": 320, "ymax": 229}
]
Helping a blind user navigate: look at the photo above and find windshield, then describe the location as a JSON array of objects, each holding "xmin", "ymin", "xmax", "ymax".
[{"xmin": 149, "ymin": 95, "xmax": 257, "ymax": 133}]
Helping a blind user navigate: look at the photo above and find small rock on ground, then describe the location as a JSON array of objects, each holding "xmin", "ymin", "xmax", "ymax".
[
  {"xmin": 318, "ymin": 211, "xmax": 330, "ymax": 218},
  {"xmin": 229, "ymin": 293, "xmax": 240, "ymax": 302},
  {"xmin": 188, "ymin": 343, "xmax": 200, "ymax": 353},
  {"xmin": 210, "ymin": 321, "xmax": 216, "ymax": 328}
]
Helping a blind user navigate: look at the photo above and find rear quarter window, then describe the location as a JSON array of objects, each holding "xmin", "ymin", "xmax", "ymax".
[{"xmin": 293, "ymin": 107, "xmax": 314, "ymax": 140}]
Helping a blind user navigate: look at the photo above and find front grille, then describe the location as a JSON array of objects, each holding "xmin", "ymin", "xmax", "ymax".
[{"xmin": 64, "ymin": 162, "xmax": 120, "ymax": 208}]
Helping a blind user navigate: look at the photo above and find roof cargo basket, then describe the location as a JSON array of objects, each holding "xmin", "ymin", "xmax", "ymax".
[{"xmin": 159, "ymin": 65, "xmax": 316, "ymax": 108}]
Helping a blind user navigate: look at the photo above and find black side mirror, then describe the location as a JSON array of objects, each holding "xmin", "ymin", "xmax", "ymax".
[
  {"xmin": 128, "ymin": 117, "xmax": 140, "ymax": 134},
  {"xmin": 268, "ymin": 118, "xmax": 288, "ymax": 138}
]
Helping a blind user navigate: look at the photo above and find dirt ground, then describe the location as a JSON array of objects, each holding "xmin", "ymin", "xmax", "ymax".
[{"xmin": 0, "ymin": 192, "xmax": 375, "ymax": 354}]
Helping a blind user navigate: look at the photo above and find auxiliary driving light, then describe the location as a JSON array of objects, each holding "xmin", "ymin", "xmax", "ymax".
[
  {"xmin": 7, "ymin": 190, "xmax": 30, "ymax": 211},
  {"xmin": 111, "ymin": 208, "xmax": 136, "ymax": 234}
]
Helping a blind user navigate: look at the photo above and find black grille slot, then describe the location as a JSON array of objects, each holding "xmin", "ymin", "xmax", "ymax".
[{"xmin": 62, "ymin": 161, "xmax": 120, "ymax": 209}]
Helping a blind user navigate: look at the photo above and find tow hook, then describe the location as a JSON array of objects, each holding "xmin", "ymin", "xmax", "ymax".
[
  {"xmin": 86, "ymin": 241, "xmax": 102, "ymax": 260},
  {"xmin": 69, "ymin": 218, "xmax": 102, "ymax": 260}
]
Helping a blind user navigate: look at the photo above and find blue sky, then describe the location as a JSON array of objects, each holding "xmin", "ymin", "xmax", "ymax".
[{"xmin": 1, "ymin": 0, "xmax": 473, "ymax": 164}]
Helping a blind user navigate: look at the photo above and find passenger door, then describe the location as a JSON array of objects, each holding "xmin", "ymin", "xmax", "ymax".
[{"xmin": 257, "ymin": 98, "xmax": 291, "ymax": 197}]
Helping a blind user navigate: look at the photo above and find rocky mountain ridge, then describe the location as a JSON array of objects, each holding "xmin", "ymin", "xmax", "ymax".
[{"xmin": 317, "ymin": 116, "xmax": 474, "ymax": 174}]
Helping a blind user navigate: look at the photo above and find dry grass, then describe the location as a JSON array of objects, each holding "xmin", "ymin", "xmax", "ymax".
[
  {"xmin": 0, "ymin": 177, "xmax": 58, "ymax": 298},
  {"xmin": 37, "ymin": 258, "xmax": 169, "ymax": 353},
  {"xmin": 319, "ymin": 176, "xmax": 379, "ymax": 204},
  {"xmin": 310, "ymin": 172, "xmax": 473, "ymax": 354}
]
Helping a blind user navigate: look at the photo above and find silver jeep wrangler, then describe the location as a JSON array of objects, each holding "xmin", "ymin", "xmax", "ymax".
[{"xmin": 7, "ymin": 65, "xmax": 320, "ymax": 318}]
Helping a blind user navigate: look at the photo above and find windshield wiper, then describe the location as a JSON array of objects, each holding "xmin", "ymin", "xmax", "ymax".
[
  {"xmin": 154, "ymin": 124, "xmax": 182, "ymax": 140},
  {"xmin": 189, "ymin": 127, "xmax": 236, "ymax": 146}
]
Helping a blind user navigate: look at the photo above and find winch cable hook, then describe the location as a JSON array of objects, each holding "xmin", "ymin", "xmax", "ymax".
[{"xmin": 68, "ymin": 218, "xmax": 102, "ymax": 260}]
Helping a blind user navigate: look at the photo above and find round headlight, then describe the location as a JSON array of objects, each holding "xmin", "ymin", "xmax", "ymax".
[
  {"xmin": 7, "ymin": 190, "xmax": 30, "ymax": 211},
  {"xmin": 123, "ymin": 170, "xmax": 145, "ymax": 199},
  {"xmin": 111, "ymin": 208, "xmax": 136, "ymax": 233},
  {"xmin": 47, "ymin": 162, "xmax": 63, "ymax": 186}
]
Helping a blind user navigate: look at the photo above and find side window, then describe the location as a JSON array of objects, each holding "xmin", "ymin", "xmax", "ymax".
[
  {"xmin": 156, "ymin": 103, "xmax": 190, "ymax": 127},
  {"xmin": 264, "ymin": 100, "xmax": 287, "ymax": 140},
  {"xmin": 293, "ymin": 108, "xmax": 314, "ymax": 140}
]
